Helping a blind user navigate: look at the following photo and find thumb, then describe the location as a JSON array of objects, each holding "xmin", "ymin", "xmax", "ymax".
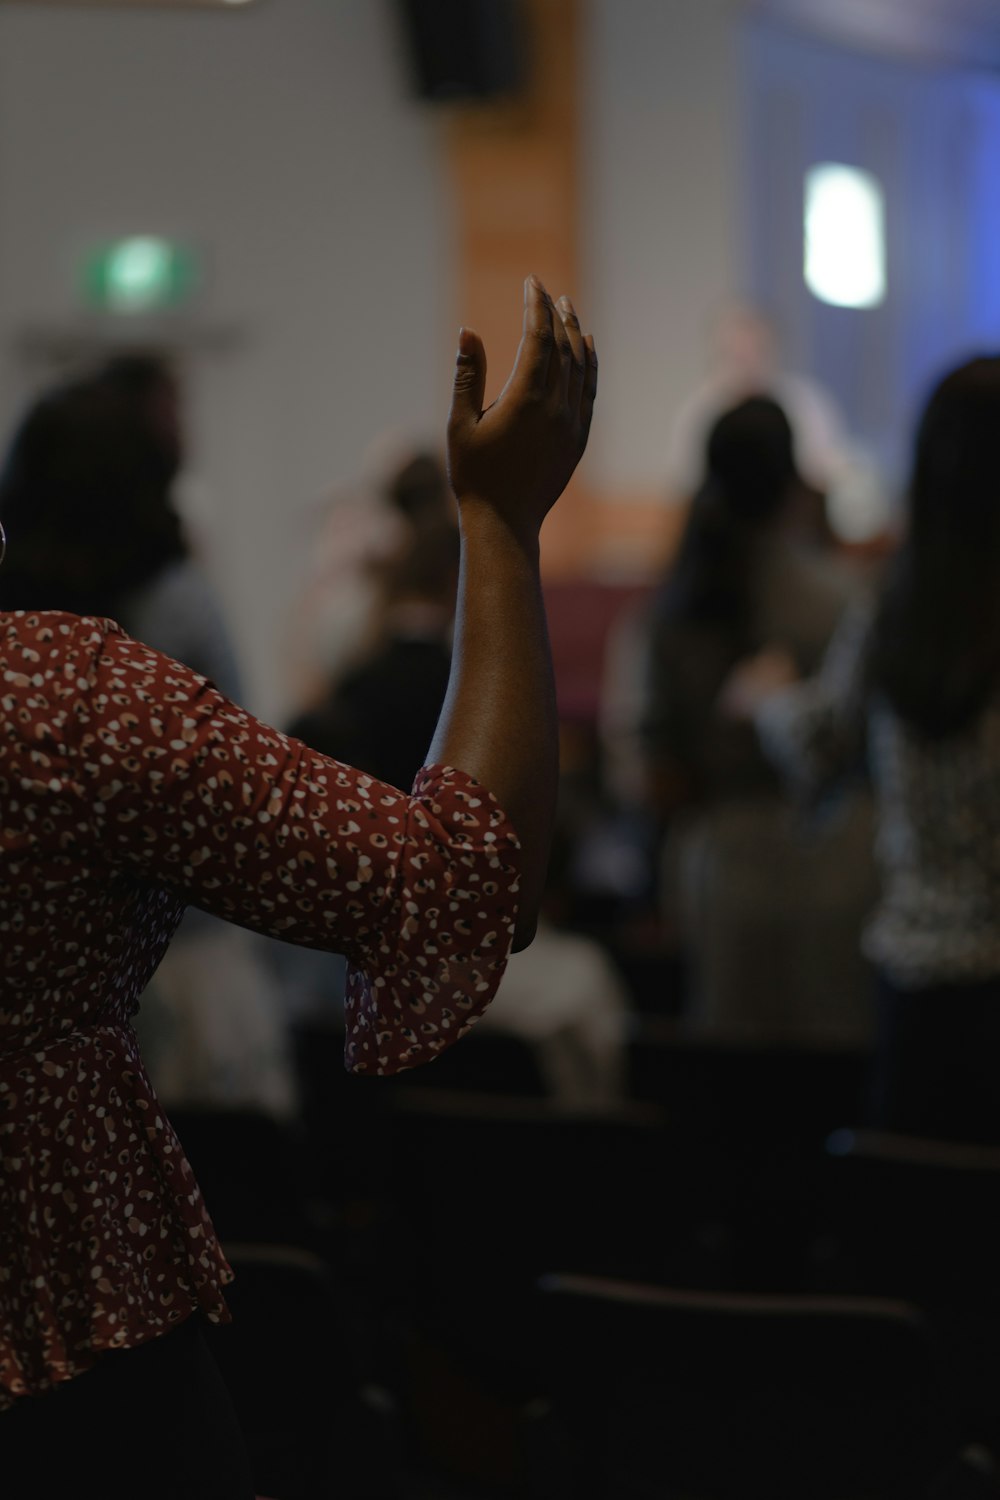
[{"xmin": 449, "ymin": 327, "xmax": 487, "ymax": 431}]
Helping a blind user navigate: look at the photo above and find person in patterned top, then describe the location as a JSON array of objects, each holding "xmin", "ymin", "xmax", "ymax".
[
  {"xmin": 0, "ymin": 277, "xmax": 597, "ymax": 1497},
  {"xmin": 738, "ymin": 357, "xmax": 1000, "ymax": 1142}
]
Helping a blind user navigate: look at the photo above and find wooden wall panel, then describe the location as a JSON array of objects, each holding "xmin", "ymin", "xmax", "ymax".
[
  {"xmin": 445, "ymin": 0, "xmax": 672, "ymax": 577},
  {"xmin": 446, "ymin": 0, "xmax": 591, "ymax": 574}
]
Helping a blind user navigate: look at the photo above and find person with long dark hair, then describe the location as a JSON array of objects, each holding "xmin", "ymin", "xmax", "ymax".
[
  {"xmin": 752, "ymin": 356, "xmax": 1000, "ymax": 1139},
  {"xmin": 0, "ymin": 355, "xmax": 239, "ymax": 691},
  {"xmin": 0, "ymin": 369, "xmax": 184, "ymax": 616},
  {"xmin": 636, "ymin": 396, "xmax": 870, "ymax": 1044},
  {"xmin": 0, "ymin": 358, "xmax": 297, "ymax": 1115},
  {"xmin": 0, "ymin": 277, "xmax": 597, "ymax": 1495},
  {"xmin": 643, "ymin": 396, "xmax": 856, "ymax": 814}
]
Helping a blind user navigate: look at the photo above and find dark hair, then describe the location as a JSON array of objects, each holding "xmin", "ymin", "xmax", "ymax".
[
  {"xmin": 869, "ymin": 356, "xmax": 1000, "ymax": 739},
  {"xmin": 92, "ymin": 351, "xmax": 184, "ymax": 490},
  {"xmin": 386, "ymin": 451, "xmax": 451, "ymax": 523},
  {"xmin": 657, "ymin": 397, "xmax": 798, "ymax": 646},
  {"xmin": 383, "ymin": 518, "xmax": 460, "ymax": 605},
  {"xmin": 0, "ymin": 368, "xmax": 187, "ymax": 618}
]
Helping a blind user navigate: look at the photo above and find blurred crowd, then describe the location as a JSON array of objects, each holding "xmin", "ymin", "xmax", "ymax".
[
  {"xmin": 5, "ymin": 310, "xmax": 1000, "ymax": 1495},
  {"xmin": 6, "ymin": 305, "xmax": 1000, "ymax": 1140}
]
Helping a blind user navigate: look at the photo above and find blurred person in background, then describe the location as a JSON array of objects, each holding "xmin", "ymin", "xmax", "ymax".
[
  {"xmin": 0, "ymin": 358, "xmax": 297, "ymax": 1116},
  {"xmin": 286, "ymin": 444, "xmax": 456, "ymax": 713},
  {"xmin": 288, "ymin": 515, "xmax": 459, "ymax": 794},
  {"xmin": 286, "ymin": 515, "xmax": 630, "ymax": 1108},
  {"xmin": 667, "ymin": 302, "xmax": 851, "ymax": 502},
  {"xmin": 479, "ymin": 815, "xmax": 631, "ymax": 1110},
  {"xmin": 645, "ymin": 396, "xmax": 858, "ymax": 815},
  {"xmin": 746, "ymin": 356, "xmax": 1000, "ymax": 1140},
  {"xmin": 666, "ymin": 301, "xmax": 882, "ymax": 544},
  {"xmin": 640, "ymin": 396, "xmax": 875, "ymax": 1043},
  {"xmin": 277, "ymin": 516, "xmax": 460, "ymax": 1030}
]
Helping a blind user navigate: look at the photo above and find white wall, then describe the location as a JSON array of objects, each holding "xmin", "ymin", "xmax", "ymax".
[
  {"xmin": 582, "ymin": 0, "xmax": 740, "ymax": 495},
  {"xmin": 582, "ymin": 2, "xmax": 1000, "ymax": 508},
  {"xmin": 0, "ymin": 0, "xmax": 454, "ymax": 719},
  {"xmin": 0, "ymin": 0, "xmax": 748, "ymax": 700},
  {"xmin": 15, "ymin": 1, "xmax": 989, "ymax": 695}
]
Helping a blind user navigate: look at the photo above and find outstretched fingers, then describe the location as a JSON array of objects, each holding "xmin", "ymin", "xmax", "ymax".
[
  {"xmin": 507, "ymin": 275, "xmax": 558, "ymax": 402},
  {"xmin": 556, "ymin": 296, "xmax": 587, "ymax": 412},
  {"xmin": 449, "ymin": 326, "xmax": 487, "ymax": 434},
  {"xmin": 501, "ymin": 279, "xmax": 594, "ymax": 432},
  {"xmin": 580, "ymin": 332, "xmax": 598, "ymax": 439}
]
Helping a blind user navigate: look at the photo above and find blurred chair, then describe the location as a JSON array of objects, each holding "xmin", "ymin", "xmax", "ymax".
[
  {"xmin": 385, "ymin": 1090, "xmax": 669, "ymax": 1289},
  {"xmin": 379, "ymin": 1088, "xmax": 674, "ymax": 1412},
  {"xmin": 391, "ymin": 1024, "xmax": 548, "ymax": 1098},
  {"xmin": 625, "ymin": 1023, "xmax": 869, "ymax": 1289},
  {"xmin": 818, "ymin": 1129, "xmax": 1000, "ymax": 1457},
  {"xmin": 528, "ymin": 1274, "xmax": 964, "ymax": 1500},
  {"xmin": 820, "ymin": 1129, "xmax": 1000, "ymax": 1305},
  {"xmin": 290, "ymin": 1019, "xmax": 550, "ymax": 1230},
  {"xmin": 291, "ymin": 1019, "xmax": 404, "ymax": 1214},
  {"xmin": 206, "ymin": 1243, "xmax": 403, "ymax": 1500},
  {"xmin": 166, "ymin": 1107, "xmax": 315, "ymax": 1247},
  {"xmin": 628, "ymin": 1019, "xmax": 868, "ymax": 1139},
  {"xmin": 379, "ymin": 1094, "xmax": 673, "ymax": 1492}
]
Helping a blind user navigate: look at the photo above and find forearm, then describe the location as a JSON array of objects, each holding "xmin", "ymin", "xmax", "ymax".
[
  {"xmin": 428, "ymin": 502, "xmax": 558, "ymax": 949},
  {"xmin": 427, "ymin": 277, "xmax": 595, "ymax": 947}
]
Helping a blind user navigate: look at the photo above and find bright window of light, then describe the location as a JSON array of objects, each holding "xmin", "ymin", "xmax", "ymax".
[
  {"xmin": 82, "ymin": 237, "xmax": 199, "ymax": 315},
  {"xmin": 804, "ymin": 163, "xmax": 886, "ymax": 308},
  {"xmin": 105, "ymin": 238, "xmax": 172, "ymax": 311}
]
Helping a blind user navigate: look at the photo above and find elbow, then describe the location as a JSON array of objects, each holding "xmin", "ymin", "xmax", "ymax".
[{"xmin": 511, "ymin": 911, "xmax": 538, "ymax": 952}]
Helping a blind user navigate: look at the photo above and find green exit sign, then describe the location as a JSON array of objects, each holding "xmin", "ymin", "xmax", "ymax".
[{"xmin": 83, "ymin": 237, "xmax": 199, "ymax": 314}]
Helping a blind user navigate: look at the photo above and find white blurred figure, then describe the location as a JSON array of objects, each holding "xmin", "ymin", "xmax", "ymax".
[
  {"xmin": 667, "ymin": 302, "xmax": 887, "ymax": 542},
  {"xmin": 481, "ymin": 921, "xmax": 631, "ymax": 1110},
  {"xmin": 480, "ymin": 827, "xmax": 632, "ymax": 1110}
]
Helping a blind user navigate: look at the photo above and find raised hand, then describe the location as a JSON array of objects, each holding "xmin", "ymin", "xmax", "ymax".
[{"xmin": 447, "ymin": 275, "xmax": 598, "ymax": 543}]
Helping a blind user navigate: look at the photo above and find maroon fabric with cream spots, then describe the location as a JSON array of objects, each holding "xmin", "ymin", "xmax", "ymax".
[{"xmin": 0, "ymin": 611, "xmax": 521, "ymax": 1403}]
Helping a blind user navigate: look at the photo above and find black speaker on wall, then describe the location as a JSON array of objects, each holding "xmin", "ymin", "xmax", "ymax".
[{"xmin": 396, "ymin": 0, "xmax": 527, "ymax": 103}]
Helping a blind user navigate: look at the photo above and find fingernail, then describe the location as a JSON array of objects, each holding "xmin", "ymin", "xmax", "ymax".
[
  {"xmin": 559, "ymin": 295, "xmax": 574, "ymax": 313},
  {"xmin": 457, "ymin": 327, "xmax": 475, "ymax": 359}
]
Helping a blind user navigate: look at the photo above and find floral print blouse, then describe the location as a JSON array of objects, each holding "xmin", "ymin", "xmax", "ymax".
[
  {"xmin": 756, "ymin": 598, "xmax": 1000, "ymax": 988},
  {"xmin": 0, "ymin": 612, "xmax": 521, "ymax": 1403}
]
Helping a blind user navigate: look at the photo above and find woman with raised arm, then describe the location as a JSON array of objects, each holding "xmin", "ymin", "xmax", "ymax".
[{"xmin": 0, "ymin": 276, "xmax": 596, "ymax": 1497}]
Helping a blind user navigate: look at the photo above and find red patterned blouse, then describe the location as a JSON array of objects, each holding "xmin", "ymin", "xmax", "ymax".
[{"xmin": 0, "ymin": 612, "xmax": 521, "ymax": 1404}]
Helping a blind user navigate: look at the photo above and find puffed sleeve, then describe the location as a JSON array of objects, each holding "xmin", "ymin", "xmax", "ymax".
[
  {"xmin": 754, "ymin": 596, "xmax": 874, "ymax": 803},
  {"xmin": 72, "ymin": 620, "xmax": 522, "ymax": 1075}
]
